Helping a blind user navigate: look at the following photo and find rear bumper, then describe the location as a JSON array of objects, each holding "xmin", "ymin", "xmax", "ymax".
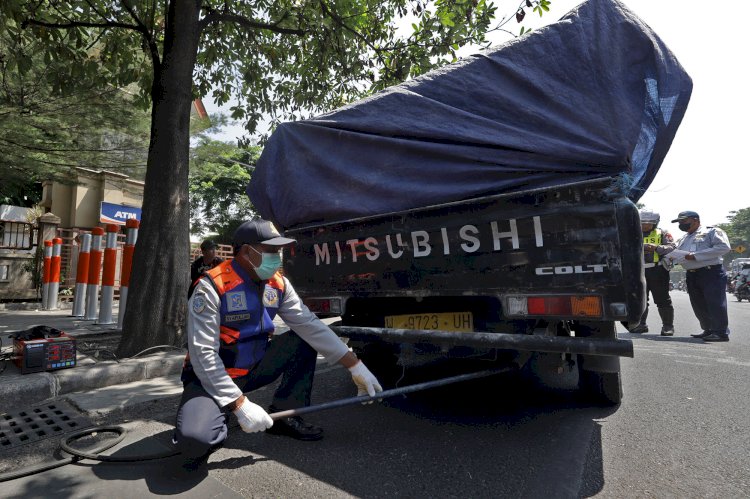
[{"xmin": 331, "ymin": 326, "xmax": 633, "ymax": 358}]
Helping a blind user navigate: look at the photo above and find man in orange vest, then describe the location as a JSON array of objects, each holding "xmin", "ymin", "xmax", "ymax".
[{"xmin": 175, "ymin": 219, "xmax": 382, "ymax": 470}]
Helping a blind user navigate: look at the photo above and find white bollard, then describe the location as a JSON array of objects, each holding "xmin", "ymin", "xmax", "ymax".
[
  {"xmin": 47, "ymin": 238, "xmax": 63, "ymax": 310},
  {"xmin": 85, "ymin": 227, "xmax": 104, "ymax": 320},
  {"xmin": 72, "ymin": 233, "xmax": 91, "ymax": 317},
  {"xmin": 97, "ymin": 224, "xmax": 119, "ymax": 325},
  {"xmin": 117, "ymin": 219, "xmax": 139, "ymax": 330},
  {"xmin": 41, "ymin": 240, "xmax": 52, "ymax": 310}
]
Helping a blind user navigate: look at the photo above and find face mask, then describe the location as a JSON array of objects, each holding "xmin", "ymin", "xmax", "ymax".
[
  {"xmin": 678, "ymin": 222, "xmax": 691, "ymax": 232},
  {"xmin": 249, "ymin": 247, "xmax": 282, "ymax": 280}
]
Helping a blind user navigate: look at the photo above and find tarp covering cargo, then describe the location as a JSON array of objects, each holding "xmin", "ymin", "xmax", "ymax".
[{"xmin": 248, "ymin": 0, "xmax": 692, "ymax": 229}]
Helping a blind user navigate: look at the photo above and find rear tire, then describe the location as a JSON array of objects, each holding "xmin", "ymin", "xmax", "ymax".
[{"xmin": 578, "ymin": 369, "xmax": 622, "ymax": 406}]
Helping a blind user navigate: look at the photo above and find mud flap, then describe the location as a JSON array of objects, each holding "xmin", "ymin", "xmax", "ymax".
[{"xmin": 574, "ymin": 321, "xmax": 623, "ymax": 405}]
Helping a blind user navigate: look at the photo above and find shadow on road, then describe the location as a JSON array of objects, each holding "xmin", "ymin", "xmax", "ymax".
[
  {"xmin": 3, "ymin": 363, "xmax": 618, "ymax": 498},
  {"xmin": 217, "ymin": 364, "xmax": 618, "ymax": 498}
]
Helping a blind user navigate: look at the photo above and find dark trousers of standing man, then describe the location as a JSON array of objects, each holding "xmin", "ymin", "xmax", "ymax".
[
  {"xmin": 640, "ymin": 265, "xmax": 674, "ymax": 328},
  {"xmin": 174, "ymin": 331, "xmax": 317, "ymax": 459},
  {"xmin": 686, "ymin": 265, "xmax": 729, "ymax": 335}
]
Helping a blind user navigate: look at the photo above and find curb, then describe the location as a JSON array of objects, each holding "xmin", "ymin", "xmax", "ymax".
[
  {"xmin": 0, "ymin": 301, "xmax": 74, "ymax": 311},
  {"xmin": 0, "ymin": 353, "xmax": 184, "ymax": 413}
]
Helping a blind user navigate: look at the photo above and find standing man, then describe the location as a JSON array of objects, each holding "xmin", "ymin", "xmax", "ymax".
[
  {"xmin": 191, "ymin": 239, "xmax": 224, "ymax": 284},
  {"xmin": 175, "ymin": 219, "xmax": 383, "ymax": 470},
  {"xmin": 670, "ymin": 211, "xmax": 731, "ymax": 342},
  {"xmin": 630, "ymin": 210, "xmax": 676, "ymax": 336}
]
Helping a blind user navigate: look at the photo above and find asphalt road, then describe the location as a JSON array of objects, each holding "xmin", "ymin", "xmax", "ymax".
[{"xmin": 2, "ymin": 291, "xmax": 749, "ymax": 498}]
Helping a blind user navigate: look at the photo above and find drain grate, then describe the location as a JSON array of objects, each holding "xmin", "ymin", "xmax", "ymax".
[{"xmin": 0, "ymin": 401, "xmax": 91, "ymax": 450}]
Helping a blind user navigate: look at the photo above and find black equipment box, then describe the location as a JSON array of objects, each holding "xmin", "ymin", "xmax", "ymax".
[{"xmin": 13, "ymin": 326, "xmax": 77, "ymax": 374}]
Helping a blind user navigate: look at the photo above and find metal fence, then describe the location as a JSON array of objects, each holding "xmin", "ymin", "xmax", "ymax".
[
  {"xmin": 0, "ymin": 221, "xmax": 36, "ymax": 250},
  {"xmin": 54, "ymin": 231, "xmax": 232, "ymax": 290}
]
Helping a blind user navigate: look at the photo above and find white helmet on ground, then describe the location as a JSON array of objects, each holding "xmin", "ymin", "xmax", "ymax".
[{"xmin": 639, "ymin": 209, "xmax": 660, "ymax": 225}]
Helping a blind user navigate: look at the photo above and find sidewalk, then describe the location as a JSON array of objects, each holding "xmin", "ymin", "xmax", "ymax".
[
  {"xmin": 0, "ymin": 303, "xmax": 185, "ymax": 413},
  {"xmin": 0, "ymin": 302, "xmax": 330, "ymax": 414}
]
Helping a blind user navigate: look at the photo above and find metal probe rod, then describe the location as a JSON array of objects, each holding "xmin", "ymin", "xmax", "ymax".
[{"xmin": 269, "ymin": 368, "xmax": 510, "ymax": 420}]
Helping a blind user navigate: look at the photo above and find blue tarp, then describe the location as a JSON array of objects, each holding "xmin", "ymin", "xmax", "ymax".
[{"xmin": 248, "ymin": 0, "xmax": 692, "ymax": 229}]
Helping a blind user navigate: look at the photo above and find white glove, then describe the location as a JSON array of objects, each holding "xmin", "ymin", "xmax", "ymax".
[
  {"xmin": 233, "ymin": 399, "xmax": 273, "ymax": 433},
  {"xmin": 348, "ymin": 360, "xmax": 383, "ymax": 398}
]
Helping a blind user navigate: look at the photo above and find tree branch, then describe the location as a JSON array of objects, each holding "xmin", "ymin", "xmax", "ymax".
[
  {"xmin": 120, "ymin": 0, "xmax": 162, "ymax": 71},
  {"xmin": 200, "ymin": 10, "xmax": 304, "ymax": 36},
  {"xmin": 318, "ymin": 0, "xmax": 384, "ymax": 58},
  {"xmin": 23, "ymin": 18, "xmax": 140, "ymax": 32},
  {"xmin": 83, "ymin": 0, "xmax": 112, "ymax": 24}
]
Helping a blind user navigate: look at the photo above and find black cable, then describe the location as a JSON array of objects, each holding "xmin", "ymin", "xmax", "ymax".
[
  {"xmin": 0, "ymin": 426, "xmax": 126, "ymax": 483},
  {"xmin": 59, "ymin": 426, "xmax": 179, "ymax": 462},
  {"xmin": 0, "ymin": 425, "xmax": 181, "ymax": 483}
]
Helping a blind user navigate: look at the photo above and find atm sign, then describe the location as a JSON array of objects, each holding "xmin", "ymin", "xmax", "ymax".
[{"xmin": 100, "ymin": 202, "xmax": 142, "ymax": 225}]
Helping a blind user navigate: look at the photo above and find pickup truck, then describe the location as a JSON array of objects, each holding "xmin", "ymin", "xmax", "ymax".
[
  {"xmin": 247, "ymin": 0, "xmax": 692, "ymax": 406},
  {"xmin": 284, "ymin": 178, "xmax": 641, "ymax": 405}
]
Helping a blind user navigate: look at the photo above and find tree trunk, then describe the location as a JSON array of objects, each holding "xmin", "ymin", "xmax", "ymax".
[{"xmin": 117, "ymin": 0, "xmax": 202, "ymax": 357}]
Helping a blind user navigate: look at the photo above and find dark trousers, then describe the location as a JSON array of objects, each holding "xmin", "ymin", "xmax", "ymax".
[
  {"xmin": 686, "ymin": 266, "xmax": 729, "ymax": 335},
  {"xmin": 174, "ymin": 331, "xmax": 317, "ymax": 458},
  {"xmin": 640, "ymin": 265, "xmax": 674, "ymax": 327}
]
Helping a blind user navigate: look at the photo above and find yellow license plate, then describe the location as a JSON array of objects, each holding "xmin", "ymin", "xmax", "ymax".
[{"xmin": 384, "ymin": 312, "xmax": 473, "ymax": 332}]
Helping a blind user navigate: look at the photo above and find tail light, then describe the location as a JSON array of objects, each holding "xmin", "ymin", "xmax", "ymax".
[
  {"xmin": 303, "ymin": 297, "xmax": 343, "ymax": 315},
  {"xmin": 505, "ymin": 295, "xmax": 602, "ymax": 318}
]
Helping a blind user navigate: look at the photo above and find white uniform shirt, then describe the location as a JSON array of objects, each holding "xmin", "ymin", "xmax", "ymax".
[
  {"xmin": 674, "ymin": 226, "xmax": 731, "ymax": 270},
  {"xmin": 187, "ymin": 275, "xmax": 350, "ymax": 407}
]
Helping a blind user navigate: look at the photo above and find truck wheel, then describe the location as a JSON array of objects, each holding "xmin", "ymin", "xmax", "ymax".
[{"xmin": 578, "ymin": 369, "xmax": 622, "ymax": 406}]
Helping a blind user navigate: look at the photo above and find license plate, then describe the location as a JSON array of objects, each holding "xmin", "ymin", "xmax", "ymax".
[{"xmin": 384, "ymin": 312, "xmax": 473, "ymax": 332}]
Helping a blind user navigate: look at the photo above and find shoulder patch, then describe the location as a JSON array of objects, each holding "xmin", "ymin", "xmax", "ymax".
[
  {"xmin": 263, "ymin": 287, "xmax": 280, "ymax": 307},
  {"xmin": 192, "ymin": 294, "xmax": 206, "ymax": 314}
]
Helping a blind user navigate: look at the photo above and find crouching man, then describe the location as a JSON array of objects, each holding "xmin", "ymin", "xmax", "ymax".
[{"xmin": 174, "ymin": 219, "xmax": 382, "ymax": 469}]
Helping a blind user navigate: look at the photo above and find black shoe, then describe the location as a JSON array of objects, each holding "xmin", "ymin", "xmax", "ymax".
[
  {"xmin": 691, "ymin": 331, "xmax": 712, "ymax": 339},
  {"xmin": 266, "ymin": 415, "xmax": 324, "ymax": 441},
  {"xmin": 629, "ymin": 325, "xmax": 648, "ymax": 334},
  {"xmin": 702, "ymin": 333, "xmax": 729, "ymax": 342},
  {"xmin": 660, "ymin": 326, "xmax": 674, "ymax": 336}
]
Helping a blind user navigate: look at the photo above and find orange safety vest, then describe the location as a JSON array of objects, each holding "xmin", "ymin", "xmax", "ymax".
[{"xmin": 182, "ymin": 260, "xmax": 285, "ymax": 381}]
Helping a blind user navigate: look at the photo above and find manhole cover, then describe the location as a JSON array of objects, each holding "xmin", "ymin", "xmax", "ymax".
[{"xmin": 0, "ymin": 400, "xmax": 91, "ymax": 450}]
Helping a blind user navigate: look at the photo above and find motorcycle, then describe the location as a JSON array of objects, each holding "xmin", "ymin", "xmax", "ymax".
[{"xmin": 735, "ymin": 281, "xmax": 750, "ymax": 302}]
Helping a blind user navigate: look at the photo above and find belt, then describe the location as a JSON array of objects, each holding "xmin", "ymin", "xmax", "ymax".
[
  {"xmin": 643, "ymin": 263, "xmax": 656, "ymax": 268},
  {"xmin": 687, "ymin": 264, "xmax": 721, "ymax": 272}
]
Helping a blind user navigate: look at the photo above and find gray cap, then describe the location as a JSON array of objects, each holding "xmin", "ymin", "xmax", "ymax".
[
  {"xmin": 671, "ymin": 210, "xmax": 700, "ymax": 223},
  {"xmin": 232, "ymin": 220, "xmax": 296, "ymax": 247}
]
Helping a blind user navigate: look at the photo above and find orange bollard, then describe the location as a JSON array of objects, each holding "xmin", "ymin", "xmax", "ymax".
[
  {"xmin": 97, "ymin": 224, "xmax": 119, "ymax": 325},
  {"xmin": 85, "ymin": 227, "xmax": 105, "ymax": 320},
  {"xmin": 47, "ymin": 237, "xmax": 63, "ymax": 310},
  {"xmin": 72, "ymin": 233, "xmax": 91, "ymax": 317},
  {"xmin": 117, "ymin": 219, "xmax": 139, "ymax": 329},
  {"xmin": 41, "ymin": 240, "xmax": 53, "ymax": 310}
]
